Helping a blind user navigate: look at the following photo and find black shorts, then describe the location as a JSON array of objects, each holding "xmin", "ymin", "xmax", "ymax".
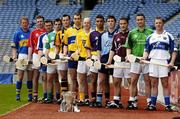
[{"xmin": 98, "ymin": 54, "xmax": 113, "ymax": 75}]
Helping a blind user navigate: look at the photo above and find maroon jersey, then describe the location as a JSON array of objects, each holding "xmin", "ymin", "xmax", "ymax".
[{"xmin": 111, "ymin": 31, "xmax": 129, "ymax": 61}]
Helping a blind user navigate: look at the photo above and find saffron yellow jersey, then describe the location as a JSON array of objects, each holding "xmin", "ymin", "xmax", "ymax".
[
  {"xmin": 75, "ymin": 30, "xmax": 90, "ymax": 58},
  {"xmin": 63, "ymin": 26, "xmax": 83, "ymax": 52}
]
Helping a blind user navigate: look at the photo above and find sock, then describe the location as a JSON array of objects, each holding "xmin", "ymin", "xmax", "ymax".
[
  {"xmin": 151, "ymin": 96, "xmax": 157, "ymax": 106},
  {"xmin": 43, "ymin": 92, "xmax": 47, "ymax": 99},
  {"xmin": 79, "ymin": 92, "xmax": 85, "ymax": 101},
  {"xmin": 113, "ymin": 96, "xmax": 120, "ymax": 104},
  {"xmin": 129, "ymin": 97, "xmax": 135, "ymax": 101},
  {"xmin": 61, "ymin": 79, "xmax": 68, "ymax": 92},
  {"xmin": 16, "ymin": 81, "xmax": 22, "ymax": 96},
  {"xmin": 164, "ymin": 96, "xmax": 170, "ymax": 106},
  {"xmin": 56, "ymin": 92, "xmax": 60, "ymax": 100},
  {"xmin": 91, "ymin": 92, "xmax": 96, "ymax": 100},
  {"xmin": 47, "ymin": 92, "xmax": 53, "ymax": 100},
  {"xmin": 96, "ymin": 92, "xmax": 102, "ymax": 103},
  {"xmin": 27, "ymin": 81, "xmax": 32, "ymax": 99},
  {"xmin": 105, "ymin": 92, "xmax": 110, "ymax": 101},
  {"xmin": 147, "ymin": 98, "xmax": 151, "ymax": 105}
]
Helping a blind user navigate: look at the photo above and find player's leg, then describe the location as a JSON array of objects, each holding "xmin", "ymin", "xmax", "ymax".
[
  {"xmin": 16, "ymin": 69, "xmax": 24, "ymax": 101},
  {"xmin": 77, "ymin": 61, "xmax": 89, "ymax": 105},
  {"xmin": 46, "ymin": 65, "xmax": 58, "ymax": 103},
  {"xmin": 68, "ymin": 60, "xmax": 78, "ymax": 97},
  {"xmin": 127, "ymin": 63, "xmax": 141, "ymax": 109},
  {"xmin": 54, "ymin": 72, "xmax": 60, "ymax": 102},
  {"xmin": 40, "ymin": 65, "xmax": 47, "ymax": 102},
  {"xmin": 32, "ymin": 54, "xmax": 40, "ymax": 102},
  {"xmin": 142, "ymin": 64, "xmax": 151, "ymax": 107},
  {"xmin": 26, "ymin": 69, "xmax": 33, "ymax": 102}
]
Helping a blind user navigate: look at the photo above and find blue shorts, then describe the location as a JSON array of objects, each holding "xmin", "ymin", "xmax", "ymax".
[
  {"xmin": 39, "ymin": 65, "xmax": 47, "ymax": 73},
  {"xmin": 68, "ymin": 51, "xmax": 78, "ymax": 69}
]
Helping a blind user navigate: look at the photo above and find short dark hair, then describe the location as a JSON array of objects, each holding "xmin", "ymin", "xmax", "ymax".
[
  {"xmin": 136, "ymin": 13, "xmax": 145, "ymax": 19},
  {"xmin": 154, "ymin": 16, "xmax": 164, "ymax": 23},
  {"xmin": 36, "ymin": 15, "xmax": 44, "ymax": 21},
  {"xmin": 45, "ymin": 19, "xmax": 53, "ymax": 25},
  {"xmin": 119, "ymin": 16, "xmax": 129, "ymax": 24},
  {"xmin": 54, "ymin": 18, "xmax": 62, "ymax": 24},
  {"xmin": 95, "ymin": 14, "xmax": 104, "ymax": 21},
  {"xmin": 74, "ymin": 13, "xmax": 82, "ymax": 19},
  {"xmin": 106, "ymin": 15, "xmax": 116, "ymax": 22},
  {"xmin": 63, "ymin": 14, "xmax": 71, "ymax": 20}
]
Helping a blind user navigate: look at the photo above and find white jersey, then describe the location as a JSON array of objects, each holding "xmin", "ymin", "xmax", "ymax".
[{"xmin": 144, "ymin": 30, "xmax": 177, "ymax": 60}]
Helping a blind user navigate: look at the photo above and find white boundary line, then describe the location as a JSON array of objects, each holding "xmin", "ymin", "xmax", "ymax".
[{"xmin": 0, "ymin": 102, "xmax": 31, "ymax": 117}]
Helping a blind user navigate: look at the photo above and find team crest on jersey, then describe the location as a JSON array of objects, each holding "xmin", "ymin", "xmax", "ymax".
[
  {"xmin": 117, "ymin": 38, "xmax": 120, "ymax": 41},
  {"xmin": 20, "ymin": 34, "xmax": 24, "ymax": 38},
  {"xmin": 36, "ymin": 33, "xmax": 39, "ymax": 37},
  {"xmin": 95, "ymin": 36, "xmax": 98, "ymax": 40},
  {"xmin": 163, "ymin": 36, "xmax": 167, "ymax": 40}
]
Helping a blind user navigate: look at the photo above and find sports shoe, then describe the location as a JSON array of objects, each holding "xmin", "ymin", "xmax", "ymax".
[
  {"xmin": 32, "ymin": 96, "xmax": 38, "ymax": 103},
  {"xmin": 57, "ymin": 98, "xmax": 63, "ymax": 104},
  {"xmin": 106, "ymin": 101, "xmax": 119, "ymax": 109},
  {"xmin": 73, "ymin": 104, "xmax": 80, "ymax": 112},
  {"xmin": 16, "ymin": 94, "xmax": 20, "ymax": 101},
  {"xmin": 165, "ymin": 105, "xmax": 173, "ymax": 112},
  {"xmin": 44, "ymin": 98, "xmax": 53, "ymax": 103},
  {"xmin": 105, "ymin": 100, "xmax": 111, "ymax": 108},
  {"xmin": 146, "ymin": 105, "xmax": 157, "ymax": 111},
  {"xmin": 78, "ymin": 100, "xmax": 85, "ymax": 106},
  {"xmin": 89, "ymin": 101, "xmax": 97, "ymax": 107},
  {"xmin": 96, "ymin": 102, "xmax": 102, "ymax": 108},
  {"xmin": 127, "ymin": 101, "xmax": 137, "ymax": 110},
  {"xmin": 84, "ymin": 99, "xmax": 90, "ymax": 106}
]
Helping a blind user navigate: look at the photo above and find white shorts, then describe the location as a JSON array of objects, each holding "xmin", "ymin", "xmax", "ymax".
[
  {"xmin": 47, "ymin": 65, "xmax": 57, "ymax": 74},
  {"xmin": 130, "ymin": 62, "xmax": 149, "ymax": 74},
  {"xmin": 113, "ymin": 62, "xmax": 130, "ymax": 78},
  {"xmin": 32, "ymin": 53, "xmax": 40, "ymax": 69},
  {"xmin": 149, "ymin": 59, "xmax": 169, "ymax": 78},
  {"xmin": 77, "ymin": 61, "xmax": 89, "ymax": 74},
  {"xmin": 17, "ymin": 54, "xmax": 32, "ymax": 71},
  {"xmin": 89, "ymin": 55, "xmax": 99, "ymax": 73},
  {"xmin": 57, "ymin": 62, "xmax": 68, "ymax": 71}
]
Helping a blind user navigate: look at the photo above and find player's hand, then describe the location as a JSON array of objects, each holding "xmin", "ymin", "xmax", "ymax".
[
  {"xmin": 168, "ymin": 62, "xmax": 174, "ymax": 68},
  {"xmin": 139, "ymin": 57, "xmax": 146, "ymax": 64}
]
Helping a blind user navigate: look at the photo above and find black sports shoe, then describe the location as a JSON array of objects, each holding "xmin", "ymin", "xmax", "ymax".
[
  {"xmin": 106, "ymin": 101, "xmax": 119, "ymax": 109},
  {"xmin": 165, "ymin": 105, "xmax": 173, "ymax": 112},
  {"xmin": 84, "ymin": 99, "xmax": 90, "ymax": 106},
  {"xmin": 32, "ymin": 96, "xmax": 38, "ymax": 103},
  {"xmin": 146, "ymin": 105, "xmax": 156, "ymax": 111},
  {"xmin": 89, "ymin": 101, "xmax": 97, "ymax": 107},
  {"xmin": 127, "ymin": 101, "xmax": 137, "ymax": 110}
]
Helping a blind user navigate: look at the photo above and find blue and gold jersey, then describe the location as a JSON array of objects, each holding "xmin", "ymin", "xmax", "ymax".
[
  {"xmin": 11, "ymin": 27, "xmax": 30, "ymax": 54},
  {"xmin": 63, "ymin": 26, "xmax": 83, "ymax": 52}
]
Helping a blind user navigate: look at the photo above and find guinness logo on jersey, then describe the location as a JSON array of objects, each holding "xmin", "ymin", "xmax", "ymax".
[{"xmin": 21, "ymin": 35, "xmax": 24, "ymax": 38}]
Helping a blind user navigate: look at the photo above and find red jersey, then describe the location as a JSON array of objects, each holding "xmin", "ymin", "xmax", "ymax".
[{"xmin": 28, "ymin": 28, "xmax": 46, "ymax": 54}]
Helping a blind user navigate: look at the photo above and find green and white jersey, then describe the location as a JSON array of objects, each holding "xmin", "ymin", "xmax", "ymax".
[
  {"xmin": 46, "ymin": 31, "xmax": 56, "ymax": 52},
  {"xmin": 125, "ymin": 27, "xmax": 153, "ymax": 57}
]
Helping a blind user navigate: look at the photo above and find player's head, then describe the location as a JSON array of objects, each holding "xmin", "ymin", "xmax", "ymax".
[
  {"xmin": 54, "ymin": 18, "xmax": 62, "ymax": 31},
  {"xmin": 44, "ymin": 19, "xmax": 53, "ymax": 33},
  {"xmin": 106, "ymin": 15, "xmax": 116, "ymax": 29},
  {"xmin": 62, "ymin": 14, "xmax": 71, "ymax": 28},
  {"xmin": 73, "ymin": 13, "xmax": 82, "ymax": 27},
  {"xmin": 95, "ymin": 14, "xmax": 104, "ymax": 29},
  {"xmin": 136, "ymin": 13, "xmax": 145, "ymax": 28},
  {"xmin": 154, "ymin": 16, "xmax": 164, "ymax": 31},
  {"xmin": 36, "ymin": 15, "xmax": 45, "ymax": 29},
  {"xmin": 20, "ymin": 16, "xmax": 29, "ymax": 31},
  {"xmin": 119, "ymin": 17, "xmax": 128, "ymax": 32},
  {"xmin": 83, "ymin": 17, "xmax": 91, "ymax": 31}
]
